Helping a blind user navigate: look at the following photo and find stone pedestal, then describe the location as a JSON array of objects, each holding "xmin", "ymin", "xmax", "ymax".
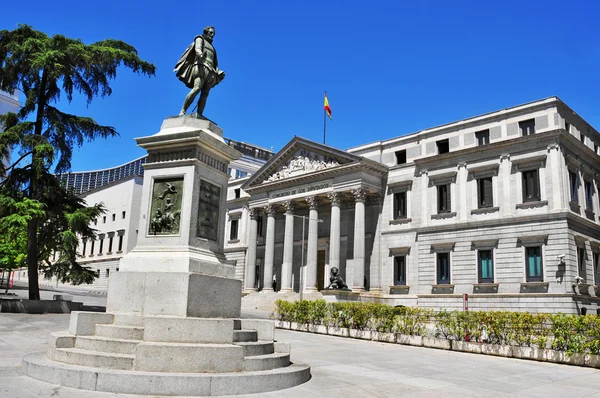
[{"xmin": 22, "ymin": 116, "xmax": 310, "ymax": 396}]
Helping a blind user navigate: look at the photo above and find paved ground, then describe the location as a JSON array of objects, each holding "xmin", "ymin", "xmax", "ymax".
[{"xmin": 2, "ymin": 292, "xmax": 600, "ymax": 397}]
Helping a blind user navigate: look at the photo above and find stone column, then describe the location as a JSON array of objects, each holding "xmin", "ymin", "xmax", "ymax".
[
  {"xmin": 458, "ymin": 162, "xmax": 468, "ymax": 221},
  {"xmin": 547, "ymin": 144, "xmax": 564, "ymax": 210},
  {"xmin": 262, "ymin": 205, "xmax": 276, "ymax": 292},
  {"xmin": 352, "ymin": 188, "xmax": 366, "ymax": 292},
  {"xmin": 305, "ymin": 196, "xmax": 320, "ymax": 292},
  {"xmin": 500, "ymin": 154, "xmax": 511, "ymax": 216},
  {"xmin": 281, "ymin": 201, "xmax": 295, "ymax": 292},
  {"xmin": 327, "ymin": 192, "xmax": 341, "ymax": 273},
  {"xmin": 245, "ymin": 208, "xmax": 260, "ymax": 291}
]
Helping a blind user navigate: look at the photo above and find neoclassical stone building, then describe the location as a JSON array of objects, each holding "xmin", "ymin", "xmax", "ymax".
[{"xmin": 226, "ymin": 97, "xmax": 600, "ymax": 314}]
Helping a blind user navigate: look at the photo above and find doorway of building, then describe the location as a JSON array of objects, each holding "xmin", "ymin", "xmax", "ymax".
[{"xmin": 317, "ymin": 250, "xmax": 326, "ymax": 290}]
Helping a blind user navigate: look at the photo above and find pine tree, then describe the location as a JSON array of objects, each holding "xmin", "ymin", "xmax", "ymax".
[{"xmin": 0, "ymin": 25, "xmax": 155, "ymax": 299}]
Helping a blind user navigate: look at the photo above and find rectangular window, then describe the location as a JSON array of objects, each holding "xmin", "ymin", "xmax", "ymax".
[
  {"xmin": 90, "ymin": 241, "xmax": 95, "ymax": 255},
  {"xmin": 565, "ymin": 122, "xmax": 570, "ymax": 134},
  {"xmin": 394, "ymin": 256, "xmax": 406, "ymax": 285},
  {"xmin": 103, "ymin": 216, "xmax": 106, "ymax": 224},
  {"xmin": 257, "ymin": 216, "xmax": 264, "ymax": 238},
  {"xmin": 108, "ymin": 237, "xmax": 113, "ymax": 253},
  {"xmin": 525, "ymin": 246, "xmax": 543, "ymax": 282},
  {"xmin": 519, "ymin": 119, "xmax": 535, "ymax": 136},
  {"xmin": 395, "ymin": 150, "xmax": 407, "ymax": 165},
  {"xmin": 436, "ymin": 139, "xmax": 449, "ymax": 154},
  {"xmin": 98, "ymin": 239, "xmax": 104, "ymax": 254},
  {"xmin": 105, "ymin": 269, "xmax": 110, "ymax": 278},
  {"xmin": 522, "ymin": 169, "xmax": 540, "ymax": 202},
  {"xmin": 437, "ymin": 184, "xmax": 451, "ymax": 213},
  {"xmin": 585, "ymin": 181, "xmax": 593, "ymax": 211},
  {"xmin": 393, "ymin": 191, "xmax": 407, "ymax": 219},
  {"xmin": 580, "ymin": 134, "xmax": 586, "ymax": 145},
  {"xmin": 475, "ymin": 129, "xmax": 490, "ymax": 146},
  {"xmin": 118, "ymin": 235, "xmax": 124, "ymax": 252},
  {"xmin": 578, "ymin": 247, "xmax": 586, "ymax": 279},
  {"xmin": 569, "ymin": 171, "xmax": 579, "ymax": 203},
  {"xmin": 82, "ymin": 241, "xmax": 87, "ymax": 257},
  {"xmin": 112, "ymin": 214, "xmax": 116, "ymax": 222},
  {"xmin": 477, "ymin": 177, "xmax": 493, "ymax": 208},
  {"xmin": 478, "ymin": 250, "xmax": 494, "ymax": 283},
  {"xmin": 122, "ymin": 211, "xmax": 126, "ymax": 219},
  {"xmin": 437, "ymin": 253, "xmax": 451, "ymax": 284},
  {"xmin": 234, "ymin": 188, "xmax": 241, "ymax": 199},
  {"xmin": 230, "ymin": 219, "xmax": 239, "ymax": 240}
]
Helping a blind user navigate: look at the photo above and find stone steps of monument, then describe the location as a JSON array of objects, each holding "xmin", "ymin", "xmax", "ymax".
[
  {"xmin": 51, "ymin": 347, "xmax": 134, "ymax": 370},
  {"xmin": 24, "ymin": 352, "xmax": 312, "ymax": 396},
  {"xmin": 234, "ymin": 341, "xmax": 274, "ymax": 357},
  {"xmin": 233, "ymin": 330, "xmax": 258, "ymax": 342},
  {"xmin": 95, "ymin": 324, "xmax": 144, "ymax": 341},
  {"xmin": 242, "ymin": 352, "xmax": 290, "ymax": 371},
  {"xmin": 75, "ymin": 336, "xmax": 140, "ymax": 355},
  {"xmin": 112, "ymin": 314, "xmax": 144, "ymax": 327}
]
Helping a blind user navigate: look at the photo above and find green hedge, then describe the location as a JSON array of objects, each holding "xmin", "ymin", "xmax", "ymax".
[{"xmin": 273, "ymin": 299, "xmax": 600, "ymax": 355}]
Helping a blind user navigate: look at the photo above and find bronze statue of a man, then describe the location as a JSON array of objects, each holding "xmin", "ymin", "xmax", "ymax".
[{"xmin": 174, "ymin": 26, "xmax": 225, "ymax": 117}]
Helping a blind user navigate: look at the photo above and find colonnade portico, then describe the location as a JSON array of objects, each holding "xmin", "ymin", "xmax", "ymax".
[{"xmin": 244, "ymin": 187, "xmax": 371, "ymax": 294}]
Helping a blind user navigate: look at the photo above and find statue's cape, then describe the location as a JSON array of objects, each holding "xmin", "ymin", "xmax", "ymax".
[{"xmin": 173, "ymin": 36, "xmax": 219, "ymax": 89}]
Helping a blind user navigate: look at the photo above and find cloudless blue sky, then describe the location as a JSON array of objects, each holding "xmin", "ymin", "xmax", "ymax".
[{"xmin": 2, "ymin": 0, "xmax": 600, "ymax": 171}]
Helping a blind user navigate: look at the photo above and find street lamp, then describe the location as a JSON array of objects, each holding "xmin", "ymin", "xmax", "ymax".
[{"xmin": 292, "ymin": 214, "xmax": 323, "ymax": 301}]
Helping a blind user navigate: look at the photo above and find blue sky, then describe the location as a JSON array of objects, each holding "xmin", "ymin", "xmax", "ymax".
[{"xmin": 2, "ymin": 0, "xmax": 600, "ymax": 171}]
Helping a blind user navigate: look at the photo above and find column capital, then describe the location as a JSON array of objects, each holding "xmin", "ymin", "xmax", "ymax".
[
  {"xmin": 282, "ymin": 200, "xmax": 296, "ymax": 214},
  {"xmin": 547, "ymin": 143, "xmax": 560, "ymax": 152},
  {"xmin": 306, "ymin": 196, "xmax": 320, "ymax": 210},
  {"xmin": 367, "ymin": 192, "xmax": 384, "ymax": 206},
  {"xmin": 327, "ymin": 191, "xmax": 342, "ymax": 206},
  {"xmin": 352, "ymin": 187, "xmax": 367, "ymax": 203},
  {"xmin": 249, "ymin": 207, "xmax": 261, "ymax": 219},
  {"xmin": 500, "ymin": 153, "xmax": 511, "ymax": 162},
  {"xmin": 264, "ymin": 204, "xmax": 277, "ymax": 216},
  {"xmin": 457, "ymin": 161, "xmax": 468, "ymax": 169}
]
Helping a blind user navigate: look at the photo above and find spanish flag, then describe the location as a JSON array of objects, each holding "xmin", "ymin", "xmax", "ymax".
[{"xmin": 324, "ymin": 92, "xmax": 332, "ymax": 120}]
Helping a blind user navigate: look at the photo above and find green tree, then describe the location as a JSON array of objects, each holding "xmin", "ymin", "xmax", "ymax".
[{"xmin": 0, "ymin": 25, "xmax": 155, "ymax": 299}]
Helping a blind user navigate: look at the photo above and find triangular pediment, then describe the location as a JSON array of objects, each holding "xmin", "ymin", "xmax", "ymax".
[{"xmin": 242, "ymin": 137, "xmax": 363, "ymax": 190}]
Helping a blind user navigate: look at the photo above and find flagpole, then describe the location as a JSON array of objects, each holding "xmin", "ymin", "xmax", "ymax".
[{"xmin": 323, "ymin": 106, "xmax": 327, "ymax": 145}]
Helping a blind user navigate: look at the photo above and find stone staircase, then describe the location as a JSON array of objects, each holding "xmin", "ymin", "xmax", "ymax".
[{"xmin": 24, "ymin": 312, "xmax": 310, "ymax": 396}]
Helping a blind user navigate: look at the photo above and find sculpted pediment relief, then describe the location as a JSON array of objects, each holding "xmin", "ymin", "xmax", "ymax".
[{"xmin": 264, "ymin": 149, "xmax": 340, "ymax": 183}]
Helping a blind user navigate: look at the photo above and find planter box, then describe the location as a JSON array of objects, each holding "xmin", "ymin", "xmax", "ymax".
[
  {"xmin": 585, "ymin": 354, "xmax": 600, "ymax": 368},
  {"xmin": 512, "ymin": 346, "xmax": 545, "ymax": 361},
  {"xmin": 423, "ymin": 337, "xmax": 451, "ymax": 350},
  {"xmin": 328, "ymin": 327, "xmax": 349, "ymax": 337},
  {"xmin": 453, "ymin": 341, "xmax": 482, "ymax": 354},
  {"xmin": 545, "ymin": 350, "xmax": 585, "ymax": 366},
  {"xmin": 396, "ymin": 334, "xmax": 423, "ymax": 347},
  {"xmin": 481, "ymin": 344, "xmax": 513, "ymax": 358},
  {"xmin": 349, "ymin": 329, "xmax": 372, "ymax": 340},
  {"xmin": 308, "ymin": 324, "xmax": 327, "ymax": 334},
  {"xmin": 372, "ymin": 331, "xmax": 396, "ymax": 343}
]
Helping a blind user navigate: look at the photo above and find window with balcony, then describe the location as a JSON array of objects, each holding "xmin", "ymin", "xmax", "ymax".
[
  {"xmin": 525, "ymin": 246, "xmax": 543, "ymax": 282},
  {"xmin": 437, "ymin": 253, "xmax": 451, "ymax": 284},
  {"xmin": 394, "ymin": 256, "xmax": 406, "ymax": 286},
  {"xmin": 393, "ymin": 191, "xmax": 407, "ymax": 219},
  {"xmin": 522, "ymin": 169, "xmax": 540, "ymax": 202},
  {"xmin": 477, "ymin": 177, "xmax": 493, "ymax": 208},
  {"xmin": 478, "ymin": 249, "xmax": 494, "ymax": 283}
]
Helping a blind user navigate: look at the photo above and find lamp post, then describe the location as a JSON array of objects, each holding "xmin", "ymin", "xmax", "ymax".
[{"xmin": 293, "ymin": 214, "xmax": 323, "ymax": 301}]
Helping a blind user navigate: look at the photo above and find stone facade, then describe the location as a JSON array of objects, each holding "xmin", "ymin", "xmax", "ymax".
[{"xmin": 225, "ymin": 97, "xmax": 600, "ymax": 314}]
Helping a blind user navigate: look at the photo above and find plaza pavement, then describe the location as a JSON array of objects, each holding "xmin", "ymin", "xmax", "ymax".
[{"xmin": 2, "ymin": 290, "xmax": 600, "ymax": 397}]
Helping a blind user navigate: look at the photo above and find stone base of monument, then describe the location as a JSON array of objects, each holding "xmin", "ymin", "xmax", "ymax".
[
  {"xmin": 22, "ymin": 310, "xmax": 310, "ymax": 396},
  {"xmin": 21, "ymin": 116, "xmax": 311, "ymax": 395}
]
